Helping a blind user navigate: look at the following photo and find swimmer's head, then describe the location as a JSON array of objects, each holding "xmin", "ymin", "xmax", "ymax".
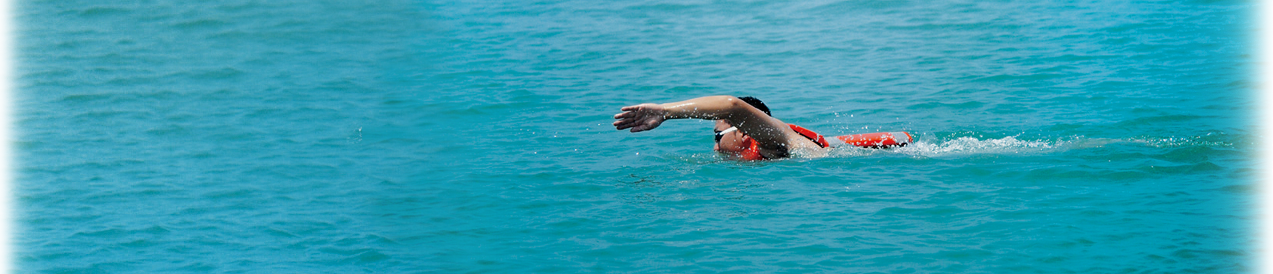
[
  {"xmin": 713, "ymin": 96, "xmax": 771, "ymax": 155},
  {"xmin": 713, "ymin": 120, "xmax": 742, "ymax": 153}
]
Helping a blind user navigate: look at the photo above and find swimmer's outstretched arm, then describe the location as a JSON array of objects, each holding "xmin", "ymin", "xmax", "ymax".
[{"xmin": 613, "ymin": 95, "xmax": 796, "ymax": 148}]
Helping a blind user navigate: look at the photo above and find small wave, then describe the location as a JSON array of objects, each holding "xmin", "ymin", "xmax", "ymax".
[
  {"xmin": 906, "ymin": 100, "xmax": 985, "ymax": 110},
  {"xmin": 172, "ymin": 19, "xmax": 230, "ymax": 30},
  {"xmin": 14, "ymin": 140, "xmax": 42, "ymax": 150},
  {"xmin": 170, "ymin": 67, "xmax": 245, "ymax": 80},
  {"xmin": 625, "ymin": 3, "xmax": 700, "ymax": 12},
  {"xmin": 77, "ymin": 7, "xmax": 130, "ymax": 17}
]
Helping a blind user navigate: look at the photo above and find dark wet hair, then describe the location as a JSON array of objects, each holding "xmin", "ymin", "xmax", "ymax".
[{"xmin": 738, "ymin": 96, "xmax": 771, "ymax": 116}]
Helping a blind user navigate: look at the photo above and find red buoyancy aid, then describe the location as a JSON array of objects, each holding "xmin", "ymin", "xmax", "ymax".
[{"xmin": 737, "ymin": 124, "xmax": 828, "ymax": 161}]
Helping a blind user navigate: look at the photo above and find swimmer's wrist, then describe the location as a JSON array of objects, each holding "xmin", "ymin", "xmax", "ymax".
[
  {"xmin": 658, "ymin": 102, "xmax": 677, "ymax": 120},
  {"xmin": 660, "ymin": 102, "xmax": 699, "ymax": 120}
]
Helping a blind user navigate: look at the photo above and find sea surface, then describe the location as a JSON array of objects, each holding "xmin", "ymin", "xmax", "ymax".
[{"xmin": 15, "ymin": 0, "xmax": 1259, "ymax": 272}]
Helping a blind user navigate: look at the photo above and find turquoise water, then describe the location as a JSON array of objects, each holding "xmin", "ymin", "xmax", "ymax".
[{"xmin": 16, "ymin": 0, "xmax": 1259, "ymax": 272}]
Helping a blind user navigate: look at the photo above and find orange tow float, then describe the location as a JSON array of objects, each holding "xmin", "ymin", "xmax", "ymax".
[{"xmin": 835, "ymin": 132, "xmax": 912, "ymax": 148}]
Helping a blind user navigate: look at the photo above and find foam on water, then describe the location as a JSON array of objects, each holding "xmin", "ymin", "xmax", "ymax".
[
  {"xmin": 1130, "ymin": 132, "xmax": 1241, "ymax": 148},
  {"xmin": 895, "ymin": 136, "xmax": 1054, "ymax": 157}
]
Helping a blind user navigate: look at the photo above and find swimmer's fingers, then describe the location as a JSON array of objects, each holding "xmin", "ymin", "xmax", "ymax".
[
  {"xmin": 613, "ymin": 110, "xmax": 635, "ymax": 120},
  {"xmin": 613, "ymin": 115, "xmax": 651, "ymax": 132},
  {"xmin": 613, "ymin": 110, "xmax": 638, "ymax": 130},
  {"xmin": 614, "ymin": 104, "xmax": 648, "ymax": 119},
  {"xmin": 613, "ymin": 105, "xmax": 644, "ymax": 130},
  {"xmin": 614, "ymin": 116, "xmax": 646, "ymax": 131},
  {"xmin": 613, "ymin": 119, "xmax": 635, "ymax": 130},
  {"xmin": 620, "ymin": 105, "xmax": 642, "ymax": 112}
]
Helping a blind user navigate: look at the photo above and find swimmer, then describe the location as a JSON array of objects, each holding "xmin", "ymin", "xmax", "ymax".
[{"xmin": 613, "ymin": 95, "xmax": 829, "ymax": 160}]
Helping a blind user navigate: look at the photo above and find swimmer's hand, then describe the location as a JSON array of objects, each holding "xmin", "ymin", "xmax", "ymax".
[{"xmin": 613, "ymin": 103, "xmax": 667, "ymax": 132}]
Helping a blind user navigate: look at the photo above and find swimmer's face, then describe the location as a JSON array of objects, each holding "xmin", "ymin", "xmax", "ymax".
[{"xmin": 713, "ymin": 120, "xmax": 745, "ymax": 154}]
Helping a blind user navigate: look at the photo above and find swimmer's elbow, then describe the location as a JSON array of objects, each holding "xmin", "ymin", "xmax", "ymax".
[{"xmin": 720, "ymin": 96, "xmax": 747, "ymax": 112}]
